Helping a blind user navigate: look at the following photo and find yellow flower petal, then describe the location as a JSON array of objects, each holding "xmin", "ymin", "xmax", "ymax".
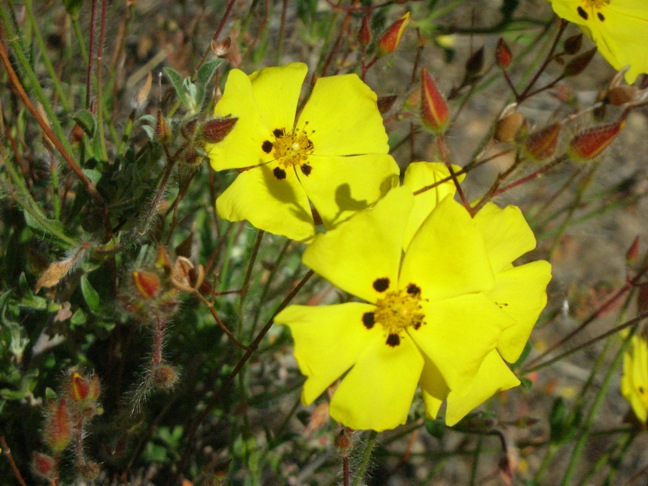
[
  {"xmin": 297, "ymin": 74, "xmax": 389, "ymax": 156},
  {"xmin": 302, "ymin": 187, "xmax": 413, "ymax": 303},
  {"xmin": 621, "ymin": 334, "xmax": 648, "ymax": 423},
  {"xmin": 474, "ymin": 203, "xmax": 537, "ymax": 273},
  {"xmin": 216, "ymin": 165, "xmax": 315, "ymax": 241},
  {"xmin": 402, "ymin": 161, "xmax": 463, "ymax": 250},
  {"xmin": 298, "ymin": 153, "xmax": 399, "ymax": 230},
  {"xmin": 549, "ymin": 0, "xmax": 648, "ymax": 83},
  {"xmin": 444, "ymin": 349, "xmax": 520, "ymax": 426},
  {"xmin": 330, "ymin": 333, "xmax": 424, "ymax": 431},
  {"xmin": 409, "ymin": 295, "xmax": 514, "ymax": 390},
  {"xmin": 490, "ymin": 261, "xmax": 552, "ymax": 363},
  {"xmin": 275, "ymin": 303, "xmax": 379, "ymax": 405},
  {"xmin": 248, "ymin": 62, "xmax": 307, "ymax": 130},
  {"xmin": 208, "ymin": 69, "xmax": 274, "ymax": 170},
  {"xmin": 419, "ymin": 355, "xmax": 449, "ymax": 420},
  {"xmin": 400, "ymin": 196, "xmax": 495, "ymax": 302}
]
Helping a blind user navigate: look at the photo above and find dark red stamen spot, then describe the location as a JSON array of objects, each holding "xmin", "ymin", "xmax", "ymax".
[
  {"xmin": 386, "ymin": 334, "xmax": 400, "ymax": 347},
  {"xmin": 597, "ymin": 12, "xmax": 605, "ymax": 21},
  {"xmin": 577, "ymin": 6, "xmax": 588, "ymax": 20},
  {"xmin": 262, "ymin": 141, "xmax": 273, "ymax": 153},
  {"xmin": 273, "ymin": 128, "xmax": 285, "ymax": 137},
  {"xmin": 362, "ymin": 312, "xmax": 375, "ymax": 329},
  {"xmin": 406, "ymin": 283, "xmax": 421, "ymax": 296},
  {"xmin": 273, "ymin": 167, "xmax": 287, "ymax": 180},
  {"xmin": 301, "ymin": 164, "xmax": 312, "ymax": 176},
  {"xmin": 373, "ymin": 278, "xmax": 390, "ymax": 292}
]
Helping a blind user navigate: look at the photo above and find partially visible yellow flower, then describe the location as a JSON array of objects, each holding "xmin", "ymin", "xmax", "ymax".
[
  {"xmin": 276, "ymin": 164, "xmax": 551, "ymax": 431},
  {"xmin": 548, "ymin": 1, "xmax": 648, "ymax": 83},
  {"xmin": 207, "ymin": 63, "xmax": 399, "ymax": 242},
  {"xmin": 621, "ymin": 333, "xmax": 648, "ymax": 423}
]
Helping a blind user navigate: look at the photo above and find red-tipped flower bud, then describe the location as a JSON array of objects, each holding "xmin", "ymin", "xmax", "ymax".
[
  {"xmin": 376, "ymin": 12, "xmax": 410, "ymax": 56},
  {"xmin": 44, "ymin": 398, "xmax": 72, "ymax": 453},
  {"xmin": 155, "ymin": 110, "xmax": 171, "ymax": 142},
  {"xmin": 524, "ymin": 123, "xmax": 561, "ymax": 161},
  {"xmin": 358, "ymin": 12, "xmax": 372, "ymax": 48},
  {"xmin": 132, "ymin": 270, "xmax": 161, "ymax": 299},
  {"xmin": 71, "ymin": 372, "xmax": 90, "ymax": 401},
  {"xmin": 420, "ymin": 68, "xmax": 449, "ymax": 134},
  {"xmin": 32, "ymin": 452, "xmax": 56, "ymax": 479},
  {"xmin": 495, "ymin": 38, "xmax": 513, "ymax": 68},
  {"xmin": 626, "ymin": 236, "xmax": 640, "ymax": 266},
  {"xmin": 568, "ymin": 121, "xmax": 625, "ymax": 161}
]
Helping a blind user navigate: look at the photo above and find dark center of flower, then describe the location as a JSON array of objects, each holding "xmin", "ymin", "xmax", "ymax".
[
  {"xmin": 363, "ymin": 284, "xmax": 425, "ymax": 347},
  {"xmin": 262, "ymin": 127, "xmax": 315, "ymax": 178},
  {"xmin": 577, "ymin": 1, "xmax": 608, "ymax": 21}
]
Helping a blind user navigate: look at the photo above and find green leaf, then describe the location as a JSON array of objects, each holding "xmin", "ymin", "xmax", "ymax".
[
  {"xmin": 71, "ymin": 109, "xmax": 96, "ymax": 137},
  {"xmin": 81, "ymin": 274, "xmax": 101, "ymax": 312},
  {"xmin": 0, "ymin": 388, "xmax": 30, "ymax": 400},
  {"xmin": 23, "ymin": 211, "xmax": 67, "ymax": 240},
  {"xmin": 163, "ymin": 67, "xmax": 188, "ymax": 106},
  {"xmin": 424, "ymin": 417, "xmax": 446, "ymax": 440},
  {"xmin": 194, "ymin": 59, "xmax": 223, "ymax": 110}
]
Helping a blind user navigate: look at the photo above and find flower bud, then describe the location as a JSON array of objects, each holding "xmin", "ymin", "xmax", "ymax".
[
  {"xmin": 211, "ymin": 36, "xmax": 231, "ymax": 58},
  {"xmin": 494, "ymin": 111, "xmax": 524, "ymax": 143},
  {"xmin": 376, "ymin": 12, "xmax": 410, "ymax": 56},
  {"xmin": 562, "ymin": 47, "xmax": 597, "ymax": 77},
  {"xmin": 607, "ymin": 86, "xmax": 638, "ymax": 106},
  {"xmin": 495, "ymin": 38, "xmax": 512, "ymax": 68},
  {"xmin": 334, "ymin": 427, "xmax": 354, "ymax": 457},
  {"xmin": 32, "ymin": 452, "xmax": 56, "ymax": 479},
  {"xmin": 152, "ymin": 363, "xmax": 179, "ymax": 390},
  {"xmin": 71, "ymin": 372, "xmax": 90, "ymax": 401},
  {"xmin": 524, "ymin": 123, "xmax": 561, "ymax": 161},
  {"xmin": 200, "ymin": 117, "xmax": 238, "ymax": 143},
  {"xmin": 626, "ymin": 236, "xmax": 640, "ymax": 266},
  {"xmin": 420, "ymin": 68, "xmax": 449, "ymax": 134},
  {"xmin": 78, "ymin": 460, "xmax": 100, "ymax": 481},
  {"xmin": 563, "ymin": 33, "xmax": 583, "ymax": 55},
  {"xmin": 358, "ymin": 12, "xmax": 372, "ymax": 48},
  {"xmin": 568, "ymin": 121, "xmax": 625, "ymax": 161},
  {"xmin": 132, "ymin": 270, "xmax": 161, "ymax": 299},
  {"xmin": 155, "ymin": 110, "xmax": 171, "ymax": 142},
  {"xmin": 44, "ymin": 398, "xmax": 72, "ymax": 453}
]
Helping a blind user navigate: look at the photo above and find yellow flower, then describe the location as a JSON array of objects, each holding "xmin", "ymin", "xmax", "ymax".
[
  {"xmin": 548, "ymin": 0, "xmax": 648, "ymax": 83},
  {"xmin": 207, "ymin": 63, "xmax": 399, "ymax": 241},
  {"xmin": 621, "ymin": 333, "xmax": 648, "ymax": 423},
  {"xmin": 276, "ymin": 164, "xmax": 552, "ymax": 431}
]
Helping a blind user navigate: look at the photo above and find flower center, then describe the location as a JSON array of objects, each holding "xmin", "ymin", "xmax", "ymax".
[
  {"xmin": 362, "ymin": 283, "xmax": 425, "ymax": 347},
  {"xmin": 261, "ymin": 127, "xmax": 315, "ymax": 179},
  {"xmin": 577, "ymin": 0, "xmax": 609, "ymax": 21}
]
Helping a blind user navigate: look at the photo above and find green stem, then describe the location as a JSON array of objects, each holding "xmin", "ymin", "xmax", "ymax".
[
  {"xmin": 560, "ymin": 331, "xmax": 634, "ymax": 485},
  {"xmin": 352, "ymin": 431, "xmax": 378, "ymax": 486},
  {"xmin": 24, "ymin": 0, "xmax": 71, "ymax": 111},
  {"xmin": 70, "ymin": 17, "xmax": 90, "ymax": 66}
]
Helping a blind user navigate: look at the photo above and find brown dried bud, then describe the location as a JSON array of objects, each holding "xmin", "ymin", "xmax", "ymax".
[
  {"xmin": 495, "ymin": 38, "xmax": 512, "ymax": 68},
  {"xmin": 211, "ymin": 36, "xmax": 231, "ymax": 58},
  {"xmin": 563, "ymin": 33, "xmax": 583, "ymax": 55},
  {"xmin": 155, "ymin": 110, "xmax": 171, "ymax": 142},
  {"xmin": 78, "ymin": 460, "xmax": 100, "ymax": 481},
  {"xmin": 563, "ymin": 47, "xmax": 597, "ymax": 77},
  {"xmin": 334, "ymin": 428, "xmax": 353, "ymax": 457},
  {"xmin": 376, "ymin": 12, "xmax": 410, "ymax": 56},
  {"xmin": 358, "ymin": 12, "xmax": 372, "ymax": 48},
  {"xmin": 377, "ymin": 94, "xmax": 398, "ymax": 114},
  {"xmin": 200, "ymin": 117, "xmax": 238, "ymax": 143},
  {"xmin": 524, "ymin": 123, "xmax": 561, "ymax": 161},
  {"xmin": 420, "ymin": 68, "xmax": 449, "ymax": 134},
  {"xmin": 465, "ymin": 46, "xmax": 485, "ymax": 78},
  {"xmin": 494, "ymin": 111, "xmax": 524, "ymax": 143},
  {"xmin": 132, "ymin": 270, "xmax": 161, "ymax": 299},
  {"xmin": 44, "ymin": 398, "xmax": 72, "ymax": 453},
  {"xmin": 607, "ymin": 86, "xmax": 638, "ymax": 106},
  {"xmin": 568, "ymin": 121, "xmax": 625, "ymax": 161}
]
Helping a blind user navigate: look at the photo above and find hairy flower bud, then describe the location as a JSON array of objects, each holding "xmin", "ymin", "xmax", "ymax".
[
  {"xmin": 44, "ymin": 398, "xmax": 72, "ymax": 453},
  {"xmin": 152, "ymin": 363, "xmax": 179, "ymax": 390},
  {"xmin": 420, "ymin": 68, "xmax": 449, "ymax": 134},
  {"xmin": 568, "ymin": 121, "xmax": 625, "ymax": 161},
  {"xmin": 358, "ymin": 12, "xmax": 372, "ymax": 48},
  {"xmin": 32, "ymin": 452, "xmax": 56, "ymax": 479},
  {"xmin": 495, "ymin": 38, "xmax": 512, "ymax": 68},
  {"xmin": 524, "ymin": 123, "xmax": 561, "ymax": 161},
  {"xmin": 376, "ymin": 12, "xmax": 410, "ymax": 56},
  {"xmin": 200, "ymin": 117, "xmax": 238, "ymax": 143},
  {"xmin": 132, "ymin": 270, "xmax": 161, "ymax": 299}
]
